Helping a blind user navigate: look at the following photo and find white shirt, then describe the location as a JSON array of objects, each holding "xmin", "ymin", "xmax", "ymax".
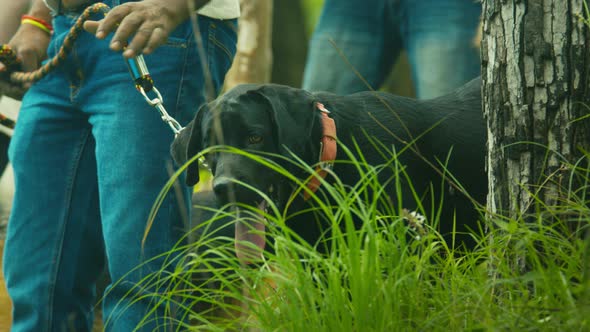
[{"xmin": 198, "ymin": 0, "xmax": 240, "ymax": 20}]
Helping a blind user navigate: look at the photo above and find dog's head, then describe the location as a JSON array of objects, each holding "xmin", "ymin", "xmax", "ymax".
[{"xmin": 171, "ymin": 84, "xmax": 321, "ymax": 206}]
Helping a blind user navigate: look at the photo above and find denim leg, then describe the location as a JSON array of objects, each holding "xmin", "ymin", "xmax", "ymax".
[
  {"xmin": 5, "ymin": 69, "xmax": 106, "ymax": 332},
  {"xmin": 302, "ymin": 0, "xmax": 402, "ymax": 94},
  {"xmin": 402, "ymin": 0, "xmax": 481, "ymax": 99},
  {"xmin": 74, "ymin": 17, "xmax": 236, "ymax": 331},
  {"xmin": 4, "ymin": 11, "xmax": 236, "ymax": 332}
]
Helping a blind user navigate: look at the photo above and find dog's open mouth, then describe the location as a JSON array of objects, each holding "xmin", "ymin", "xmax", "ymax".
[{"xmin": 234, "ymin": 184, "xmax": 275, "ymax": 264}]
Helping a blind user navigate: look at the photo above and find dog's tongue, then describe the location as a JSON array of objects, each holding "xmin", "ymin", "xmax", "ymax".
[{"xmin": 235, "ymin": 200, "xmax": 267, "ymax": 264}]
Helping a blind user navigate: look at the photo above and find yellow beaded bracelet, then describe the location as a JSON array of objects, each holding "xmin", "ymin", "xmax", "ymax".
[{"xmin": 22, "ymin": 18, "xmax": 53, "ymax": 35}]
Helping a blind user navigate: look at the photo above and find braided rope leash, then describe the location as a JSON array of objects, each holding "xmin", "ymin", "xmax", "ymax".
[
  {"xmin": 0, "ymin": 45, "xmax": 21, "ymax": 129},
  {"xmin": 0, "ymin": 45, "xmax": 21, "ymax": 70}
]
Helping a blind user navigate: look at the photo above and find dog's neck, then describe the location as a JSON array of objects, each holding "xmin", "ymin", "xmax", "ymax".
[{"xmin": 302, "ymin": 103, "xmax": 337, "ymax": 200}]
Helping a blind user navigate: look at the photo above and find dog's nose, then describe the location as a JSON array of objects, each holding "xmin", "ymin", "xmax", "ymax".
[{"xmin": 213, "ymin": 177, "xmax": 235, "ymax": 203}]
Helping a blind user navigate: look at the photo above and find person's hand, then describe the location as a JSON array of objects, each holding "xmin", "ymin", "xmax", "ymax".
[
  {"xmin": 83, "ymin": 0, "xmax": 191, "ymax": 58},
  {"xmin": 0, "ymin": 23, "xmax": 49, "ymax": 100}
]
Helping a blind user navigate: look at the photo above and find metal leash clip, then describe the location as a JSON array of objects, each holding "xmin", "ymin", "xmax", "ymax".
[{"xmin": 125, "ymin": 52, "xmax": 184, "ymax": 136}]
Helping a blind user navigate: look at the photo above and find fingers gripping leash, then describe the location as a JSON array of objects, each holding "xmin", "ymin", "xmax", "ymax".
[
  {"xmin": 0, "ymin": 3, "xmax": 185, "ymax": 136},
  {"xmin": 124, "ymin": 53, "xmax": 184, "ymax": 136}
]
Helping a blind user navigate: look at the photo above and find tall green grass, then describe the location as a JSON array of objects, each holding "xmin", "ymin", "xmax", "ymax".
[{"xmin": 125, "ymin": 141, "xmax": 590, "ymax": 331}]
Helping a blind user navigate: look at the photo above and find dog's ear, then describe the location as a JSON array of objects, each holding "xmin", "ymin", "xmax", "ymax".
[
  {"xmin": 171, "ymin": 104, "xmax": 206, "ymax": 186},
  {"xmin": 249, "ymin": 85, "xmax": 319, "ymax": 161}
]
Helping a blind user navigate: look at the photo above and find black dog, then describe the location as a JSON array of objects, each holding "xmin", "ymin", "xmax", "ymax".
[{"xmin": 173, "ymin": 77, "xmax": 486, "ymax": 253}]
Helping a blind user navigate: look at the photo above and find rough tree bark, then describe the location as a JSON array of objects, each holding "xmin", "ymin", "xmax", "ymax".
[
  {"xmin": 224, "ymin": 0, "xmax": 273, "ymax": 90},
  {"xmin": 482, "ymin": 0, "xmax": 590, "ymax": 267},
  {"xmin": 482, "ymin": 0, "xmax": 590, "ymax": 217}
]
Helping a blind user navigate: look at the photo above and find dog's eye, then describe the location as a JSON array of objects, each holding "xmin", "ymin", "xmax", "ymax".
[{"xmin": 248, "ymin": 135, "xmax": 263, "ymax": 144}]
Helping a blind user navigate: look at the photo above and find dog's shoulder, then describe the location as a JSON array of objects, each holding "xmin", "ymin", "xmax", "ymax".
[
  {"xmin": 427, "ymin": 76, "xmax": 482, "ymax": 109},
  {"xmin": 224, "ymin": 83, "xmax": 313, "ymax": 101},
  {"xmin": 311, "ymin": 89, "xmax": 429, "ymax": 119},
  {"xmin": 221, "ymin": 84, "xmax": 266, "ymax": 101}
]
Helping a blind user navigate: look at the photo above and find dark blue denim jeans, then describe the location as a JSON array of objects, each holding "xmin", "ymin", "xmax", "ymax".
[
  {"xmin": 3, "ymin": 1, "xmax": 237, "ymax": 330},
  {"xmin": 303, "ymin": 0, "xmax": 481, "ymax": 98}
]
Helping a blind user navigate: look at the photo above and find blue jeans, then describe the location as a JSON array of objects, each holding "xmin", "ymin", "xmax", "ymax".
[
  {"xmin": 302, "ymin": 0, "xmax": 481, "ymax": 98},
  {"xmin": 3, "ymin": 0, "xmax": 237, "ymax": 330}
]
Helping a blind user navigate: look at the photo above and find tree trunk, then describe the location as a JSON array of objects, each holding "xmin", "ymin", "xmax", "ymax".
[
  {"xmin": 224, "ymin": 0, "xmax": 273, "ymax": 90},
  {"xmin": 482, "ymin": 0, "xmax": 590, "ymax": 267}
]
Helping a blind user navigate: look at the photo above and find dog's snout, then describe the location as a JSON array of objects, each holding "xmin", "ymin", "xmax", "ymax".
[
  {"xmin": 213, "ymin": 175, "xmax": 261, "ymax": 205},
  {"xmin": 213, "ymin": 177, "xmax": 235, "ymax": 203}
]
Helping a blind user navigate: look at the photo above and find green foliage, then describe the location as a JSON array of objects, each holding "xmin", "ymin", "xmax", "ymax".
[
  {"xmin": 132, "ymin": 144, "xmax": 589, "ymax": 330},
  {"xmin": 300, "ymin": 0, "xmax": 325, "ymax": 36},
  {"xmin": 579, "ymin": 0, "xmax": 590, "ymax": 27},
  {"xmin": 107, "ymin": 3, "xmax": 590, "ymax": 328}
]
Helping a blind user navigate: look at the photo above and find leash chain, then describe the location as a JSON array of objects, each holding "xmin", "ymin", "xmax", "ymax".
[{"xmin": 124, "ymin": 52, "xmax": 184, "ymax": 136}]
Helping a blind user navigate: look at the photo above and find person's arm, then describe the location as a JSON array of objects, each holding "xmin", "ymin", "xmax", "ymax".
[
  {"xmin": 5, "ymin": 0, "xmax": 51, "ymax": 72},
  {"xmin": 0, "ymin": 0, "xmax": 33, "ymax": 44},
  {"xmin": 84, "ymin": 0, "xmax": 212, "ymax": 58},
  {"xmin": 0, "ymin": 0, "xmax": 51, "ymax": 99}
]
